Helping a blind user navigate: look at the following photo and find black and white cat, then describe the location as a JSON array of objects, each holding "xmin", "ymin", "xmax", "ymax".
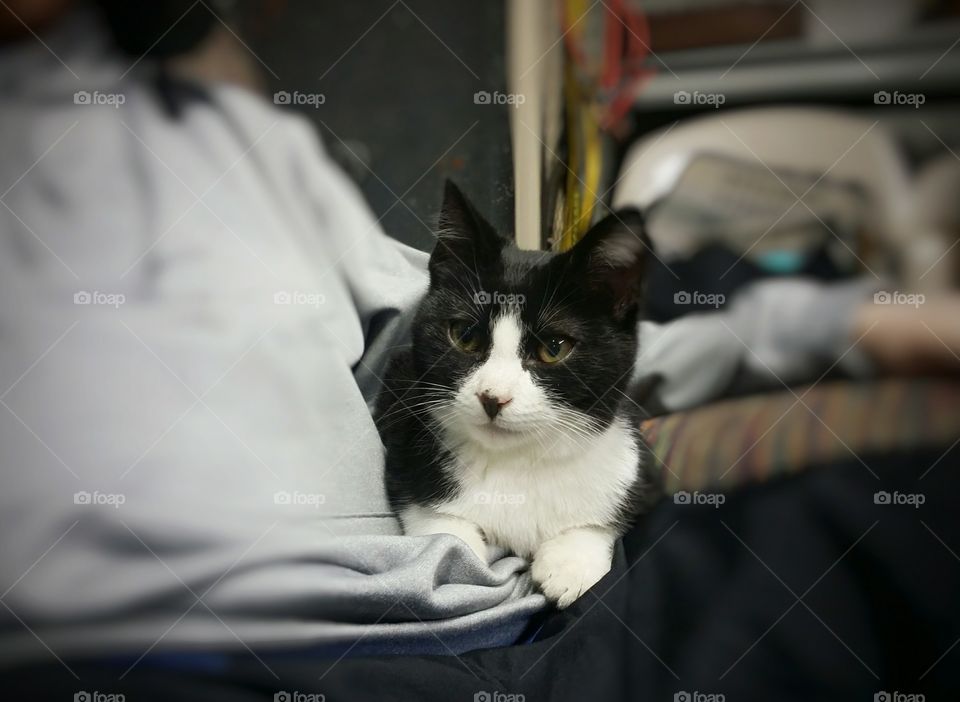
[{"xmin": 376, "ymin": 181, "xmax": 659, "ymax": 608}]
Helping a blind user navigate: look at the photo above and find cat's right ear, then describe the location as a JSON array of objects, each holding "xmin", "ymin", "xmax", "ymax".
[
  {"xmin": 430, "ymin": 180, "xmax": 503, "ymax": 282},
  {"xmin": 568, "ymin": 208, "xmax": 650, "ymax": 321}
]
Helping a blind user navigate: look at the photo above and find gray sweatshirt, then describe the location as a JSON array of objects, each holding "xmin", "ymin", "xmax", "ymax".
[{"xmin": 0, "ymin": 10, "xmax": 542, "ymax": 668}]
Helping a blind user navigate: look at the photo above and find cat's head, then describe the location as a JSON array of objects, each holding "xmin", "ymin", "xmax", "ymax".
[{"xmin": 411, "ymin": 181, "xmax": 649, "ymax": 455}]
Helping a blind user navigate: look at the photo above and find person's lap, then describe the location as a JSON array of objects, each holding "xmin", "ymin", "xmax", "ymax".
[{"xmin": 7, "ymin": 445, "xmax": 959, "ymax": 702}]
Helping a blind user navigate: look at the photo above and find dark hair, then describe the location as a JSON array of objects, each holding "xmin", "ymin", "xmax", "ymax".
[{"xmin": 94, "ymin": 0, "xmax": 218, "ymax": 57}]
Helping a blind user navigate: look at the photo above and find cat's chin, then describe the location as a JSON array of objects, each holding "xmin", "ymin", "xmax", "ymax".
[
  {"xmin": 450, "ymin": 419, "xmax": 592, "ymax": 459},
  {"xmin": 478, "ymin": 421, "xmax": 522, "ymax": 437},
  {"xmin": 460, "ymin": 421, "xmax": 531, "ymax": 450}
]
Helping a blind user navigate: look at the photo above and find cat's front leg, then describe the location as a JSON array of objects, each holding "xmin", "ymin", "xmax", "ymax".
[
  {"xmin": 531, "ymin": 527, "xmax": 615, "ymax": 609},
  {"xmin": 400, "ymin": 506, "xmax": 489, "ymax": 564}
]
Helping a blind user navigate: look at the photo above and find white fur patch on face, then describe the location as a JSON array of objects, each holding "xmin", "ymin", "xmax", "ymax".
[
  {"xmin": 437, "ymin": 310, "xmax": 603, "ymax": 458},
  {"xmin": 476, "ymin": 312, "xmax": 524, "ymax": 398},
  {"xmin": 442, "ymin": 311, "xmax": 540, "ymax": 448}
]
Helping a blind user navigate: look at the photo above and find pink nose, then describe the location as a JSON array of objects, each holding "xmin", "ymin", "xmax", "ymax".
[{"xmin": 477, "ymin": 392, "xmax": 511, "ymax": 420}]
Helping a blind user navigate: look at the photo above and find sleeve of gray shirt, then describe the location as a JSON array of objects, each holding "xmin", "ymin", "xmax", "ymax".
[{"xmin": 636, "ymin": 277, "xmax": 881, "ymax": 413}]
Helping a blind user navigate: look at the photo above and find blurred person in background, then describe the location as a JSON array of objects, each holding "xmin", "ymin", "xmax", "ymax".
[{"xmin": 0, "ymin": 0, "xmax": 547, "ymax": 674}]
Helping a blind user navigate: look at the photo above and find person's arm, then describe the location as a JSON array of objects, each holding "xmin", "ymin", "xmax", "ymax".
[
  {"xmin": 636, "ymin": 277, "xmax": 883, "ymax": 412},
  {"xmin": 852, "ymin": 294, "xmax": 960, "ymax": 373}
]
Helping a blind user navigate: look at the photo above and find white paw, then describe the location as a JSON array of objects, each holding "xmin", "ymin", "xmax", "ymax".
[
  {"xmin": 400, "ymin": 507, "xmax": 490, "ymax": 564},
  {"xmin": 531, "ymin": 531, "xmax": 613, "ymax": 608},
  {"xmin": 454, "ymin": 527, "xmax": 490, "ymax": 564}
]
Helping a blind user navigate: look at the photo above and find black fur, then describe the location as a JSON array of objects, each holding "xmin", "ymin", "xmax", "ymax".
[{"xmin": 375, "ymin": 181, "xmax": 661, "ymax": 539}]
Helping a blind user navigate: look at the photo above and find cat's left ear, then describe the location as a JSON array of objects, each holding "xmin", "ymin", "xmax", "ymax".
[
  {"xmin": 430, "ymin": 180, "xmax": 504, "ymax": 283},
  {"xmin": 568, "ymin": 208, "xmax": 650, "ymax": 321}
]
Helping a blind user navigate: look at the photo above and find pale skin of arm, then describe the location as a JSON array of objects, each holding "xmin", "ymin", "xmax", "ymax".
[{"xmin": 852, "ymin": 295, "xmax": 960, "ymax": 374}]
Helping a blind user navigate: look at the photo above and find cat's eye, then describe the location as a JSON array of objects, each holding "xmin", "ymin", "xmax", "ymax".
[
  {"xmin": 449, "ymin": 320, "xmax": 482, "ymax": 353},
  {"xmin": 536, "ymin": 337, "xmax": 575, "ymax": 364}
]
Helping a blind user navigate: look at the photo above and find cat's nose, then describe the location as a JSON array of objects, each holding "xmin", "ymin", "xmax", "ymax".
[{"xmin": 478, "ymin": 392, "xmax": 511, "ymax": 420}]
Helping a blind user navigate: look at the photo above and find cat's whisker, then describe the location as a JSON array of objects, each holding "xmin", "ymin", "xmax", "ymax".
[
  {"xmin": 376, "ymin": 396, "xmax": 451, "ymax": 420},
  {"xmin": 538, "ymin": 288, "xmax": 583, "ymax": 330},
  {"xmin": 391, "ymin": 378, "xmax": 453, "ymax": 390},
  {"xmin": 377, "ymin": 399, "xmax": 448, "ymax": 428}
]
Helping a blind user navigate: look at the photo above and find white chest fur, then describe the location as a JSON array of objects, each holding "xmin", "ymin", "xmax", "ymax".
[{"xmin": 434, "ymin": 417, "xmax": 639, "ymax": 558}]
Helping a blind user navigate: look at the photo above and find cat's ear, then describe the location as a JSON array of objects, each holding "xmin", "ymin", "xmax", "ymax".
[
  {"xmin": 430, "ymin": 180, "xmax": 504, "ymax": 282},
  {"xmin": 568, "ymin": 208, "xmax": 650, "ymax": 320}
]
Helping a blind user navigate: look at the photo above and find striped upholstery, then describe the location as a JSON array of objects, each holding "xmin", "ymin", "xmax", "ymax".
[{"xmin": 641, "ymin": 378, "xmax": 960, "ymax": 494}]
